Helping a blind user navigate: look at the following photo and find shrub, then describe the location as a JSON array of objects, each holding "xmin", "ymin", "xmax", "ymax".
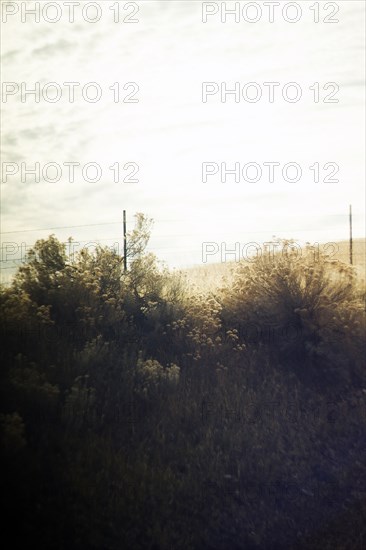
[{"xmin": 219, "ymin": 240, "xmax": 366, "ymax": 388}]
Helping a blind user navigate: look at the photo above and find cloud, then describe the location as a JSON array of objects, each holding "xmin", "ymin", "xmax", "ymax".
[{"xmin": 32, "ymin": 39, "xmax": 75, "ymax": 58}]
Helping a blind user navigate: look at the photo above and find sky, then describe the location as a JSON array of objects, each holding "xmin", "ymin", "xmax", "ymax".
[{"xmin": 1, "ymin": 0, "xmax": 365, "ymax": 280}]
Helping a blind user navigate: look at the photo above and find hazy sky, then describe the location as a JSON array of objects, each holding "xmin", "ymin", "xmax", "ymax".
[{"xmin": 1, "ymin": 0, "xmax": 365, "ymax": 277}]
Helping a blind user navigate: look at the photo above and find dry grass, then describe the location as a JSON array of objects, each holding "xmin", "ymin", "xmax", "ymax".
[{"xmin": 184, "ymin": 238, "xmax": 366, "ymax": 291}]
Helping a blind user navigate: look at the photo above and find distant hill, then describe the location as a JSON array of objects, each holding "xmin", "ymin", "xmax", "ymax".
[{"xmin": 333, "ymin": 238, "xmax": 365, "ymax": 271}]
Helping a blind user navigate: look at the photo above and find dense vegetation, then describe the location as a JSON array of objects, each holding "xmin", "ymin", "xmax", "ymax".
[{"xmin": 1, "ymin": 214, "xmax": 365, "ymax": 549}]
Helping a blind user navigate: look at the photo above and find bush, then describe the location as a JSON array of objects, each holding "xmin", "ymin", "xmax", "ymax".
[
  {"xmin": 1, "ymin": 229, "xmax": 365, "ymax": 549},
  {"xmin": 219, "ymin": 240, "xmax": 366, "ymax": 389}
]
